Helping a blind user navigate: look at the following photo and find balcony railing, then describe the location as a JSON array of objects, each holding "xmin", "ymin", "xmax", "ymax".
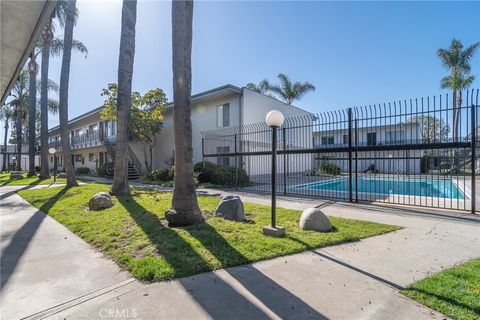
[{"xmin": 47, "ymin": 130, "xmax": 112, "ymax": 150}]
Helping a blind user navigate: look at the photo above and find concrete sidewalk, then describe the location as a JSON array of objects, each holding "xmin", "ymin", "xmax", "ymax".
[
  {"xmin": 0, "ymin": 185, "xmax": 131, "ymax": 320},
  {"xmin": 1, "ymin": 185, "xmax": 479, "ymax": 319}
]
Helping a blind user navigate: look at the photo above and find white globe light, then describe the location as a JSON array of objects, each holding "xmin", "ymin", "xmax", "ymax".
[
  {"xmin": 48, "ymin": 147, "xmax": 56, "ymax": 155},
  {"xmin": 265, "ymin": 110, "xmax": 285, "ymax": 128}
]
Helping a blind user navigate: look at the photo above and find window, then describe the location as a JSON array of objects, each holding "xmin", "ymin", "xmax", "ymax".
[
  {"xmin": 386, "ymin": 131, "xmax": 405, "ymax": 144},
  {"xmin": 89, "ymin": 153, "xmax": 96, "ymax": 162},
  {"xmin": 343, "ymin": 134, "xmax": 348, "ymax": 145},
  {"xmin": 367, "ymin": 132, "xmax": 377, "ymax": 146},
  {"xmin": 321, "ymin": 136, "xmax": 334, "ymax": 145},
  {"xmin": 75, "ymin": 129, "xmax": 82, "ymax": 136},
  {"xmin": 217, "ymin": 103, "xmax": 230, "ymax": 128},
  {"xmin": 75, "ymin": 154, "xmax": 83, "ymax": 162},
  {"xmin": 217, "ymin": 146, "xmax": 230, "ymax": 167}
]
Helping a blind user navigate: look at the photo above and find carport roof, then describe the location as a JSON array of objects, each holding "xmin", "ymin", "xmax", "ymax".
[{"xmin": 1, "ymin": 0, "xmax": 57, "ymax": 105}]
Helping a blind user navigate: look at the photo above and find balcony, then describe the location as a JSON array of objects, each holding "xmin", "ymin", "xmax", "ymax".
[{"xmin": 47, "ymin": 130, "xmax": 113, "ymax": 151}]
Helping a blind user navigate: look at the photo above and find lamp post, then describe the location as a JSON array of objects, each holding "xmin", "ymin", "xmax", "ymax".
[
  {"xmin": 263, "ymin": 110, "xmax": 285, "ymax": 237},
  {"xmin": 49, "ymin": 147, "xmax": 57, "ymax": 182}
]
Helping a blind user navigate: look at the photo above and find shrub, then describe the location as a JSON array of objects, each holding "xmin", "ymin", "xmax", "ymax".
[
  {"xmin": 35, "ymin": 166, "xmax": 41, "ymax": 173},
  {"xmin": 75, "ymin": 167, "xmax": 91, "ymax": 175},
  {"xmin": 317, "ymin": 162, "xmax": 341, "ymax": 176},
  {"xmin": 195, "ymin": 161, "xmax": 249, "ymax": 187},
  {"xmin": 146, "ymin": 168, "xmax": 173, "ymax": 182},
  {"xmin": 97, "ymin": 163, "xmax": 114, "ymax": 177}
]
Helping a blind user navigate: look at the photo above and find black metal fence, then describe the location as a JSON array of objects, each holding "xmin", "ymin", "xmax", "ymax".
[{"xmin": 202, "ymin": 89, "xmax": 479, "ymax": 213}]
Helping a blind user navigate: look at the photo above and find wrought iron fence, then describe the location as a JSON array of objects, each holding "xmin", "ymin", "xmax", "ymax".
[{"xmin": 202, "ymin": 89, "xmax": 479, "ymax": 213}]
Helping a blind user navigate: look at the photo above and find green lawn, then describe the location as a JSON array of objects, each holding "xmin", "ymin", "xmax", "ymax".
[
  {"xmin": 0, "ymin": 172, "xmax": 66, "ymax": 186},
  {"xmin": 403, "ymin": 258, "xmax": 480, "ymax": 320},
  {"xmin": 18, "ymin": 183, "xmax": 400, "ymax": 282}
]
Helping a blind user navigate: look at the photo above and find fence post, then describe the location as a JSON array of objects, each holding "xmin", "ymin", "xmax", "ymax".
[
  {"xmin": 355, "ymin": 117, "xmax": 359, "ymax": 203},
  {"xmin": 234, "ymin": 134, "xmax": 238, "ymax": 191},
  {"xmin": 283, "ymin": 127, "xmax": 287, "ymax": 195},
  {"xmin": 348, "ymin": 108, "xmax": 353, "ymax": 202},
  {"xmin": 471, "ymin": 103, "xmax": 476, "ymax": 214}
]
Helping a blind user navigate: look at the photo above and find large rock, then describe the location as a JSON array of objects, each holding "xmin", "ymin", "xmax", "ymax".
[
  {"xmin": 9, "ymin": 172, "xmax": 23, "ymax": 180},
  {"xmin": 214, "ymin": 195, "xmax": 244, "ymax": 221},
  {"xmin": 299, "ymin": 207, "xmax": 332, "ymax": 232},
  {"xmin": 57, "ymin": 172, "xmax": 67, "ymax": 178},
  {"xmin": 88, "ymin": 192, "xmax": 113, "ymax": 211}
]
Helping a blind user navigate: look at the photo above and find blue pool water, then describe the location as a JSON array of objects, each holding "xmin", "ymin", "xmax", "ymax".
[{"xmin": 303, "ymin": 177, "xmax": 465, "ymax": 199}]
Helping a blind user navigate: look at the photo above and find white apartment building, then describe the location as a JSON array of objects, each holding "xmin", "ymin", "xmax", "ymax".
[{"xmin": 45, "ymin": 85, "xmax": 312, "ymax": 177}]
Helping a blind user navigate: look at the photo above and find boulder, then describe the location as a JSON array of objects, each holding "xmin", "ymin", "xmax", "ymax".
[
  {"xmin": 88, "ymin": 192, "xmax": 113, "ymax": 211},
  {"xmin": 56, "ymin": 173, "xmax": 67, "ymax": 178},
  {"xmin": 214, "ymin": 195, "xmax": 244, "ymax": 221},
  {"xmin": 9, "ymin": 172, "xmax": 23, "ymax": 180},
  {"xmin": 299, "ymin": 207, "xmax": 332, "ymax": 232}
]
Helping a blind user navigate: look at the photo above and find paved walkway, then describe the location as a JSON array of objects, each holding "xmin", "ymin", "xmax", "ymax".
[{"xmin": 1, "ymin": 184, "xmax": 479, "ymax": 319}]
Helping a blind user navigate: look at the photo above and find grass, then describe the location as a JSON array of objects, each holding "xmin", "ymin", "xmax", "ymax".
[
  {"xmin": 403, "ymin": 258, "xmax": 480, "ymax": 320},
  {"xmin": 0, "ymin": 172, "xmax": 66, "ymax": 186},
  {"xmin": 18, "ymin": 183, "xmax": 400, "ymax": 283}
]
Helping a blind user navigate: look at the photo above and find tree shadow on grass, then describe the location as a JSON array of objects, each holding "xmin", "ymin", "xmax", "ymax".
[
  {"xmin": 0, "ymin": 186, "xmax": 70, "ymax": 291},
  {"xmin": 404, "ymin": 287, "xmax": 480, "ymax": 316},
  {"xmin": 185, "ymin": 223, "xmax": 327, "ymax": 319},
  {"xmin": 116, "ymin": 195, "xmax": 273, "ymax": 319}
]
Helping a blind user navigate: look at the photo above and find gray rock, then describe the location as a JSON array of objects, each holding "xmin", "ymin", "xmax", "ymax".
[
  {"xmin": 9, "ymin": 172, "xmax": 23, "ymax": 180},
  {"xmin": 57, "ymin": 173, "xmax": 67, "ymax": 178},
  {"xmin": 214, "ymin": 195, "xmax": 244, "ymax": 221},
  {"xmin": 88, "ymin": 192, "xmax": 113, "ymax": 211},
  {"xmin": 299, "ymin": 207, "xmax": 332, "ymax": 232}
]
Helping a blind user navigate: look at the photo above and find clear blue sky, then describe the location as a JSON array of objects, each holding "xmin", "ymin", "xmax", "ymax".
[{"xmin": 3, "ymin": 0, "xmax": 480, "ymax": 141}]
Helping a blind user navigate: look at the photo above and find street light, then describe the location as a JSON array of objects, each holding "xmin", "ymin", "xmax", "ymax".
[
  {"xmin": 49, "ymin": 147, "xmax": 57, "ymax": 182},
  {"xmin": 263, "ymin": 110, "xmax": 285, "ymax": 237}
]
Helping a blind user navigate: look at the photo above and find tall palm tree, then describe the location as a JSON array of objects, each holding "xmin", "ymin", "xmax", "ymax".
[
  {"xmin": 166, "ymin": 0, "xmax": 204, "ymax": 227},
  {"xmin": 39, "ymin": 0, "xmax": 78, "ymax": 179},
  {"xmin": 437, "ymin": 39, "xmax": 479, "ymax": 143},
  {"xmin": 9, "ymin": 71, "xmax": 29, "ymax": 171},
  {"xmin": 58, "ymin": 0, "xmax": 79, "ymax": 187},
  {"xmin": 268, "ymin": 73, "xmax": 315, "ymax": 105},
  {"xmin": 110, "ymin": 0, "xmax": 137, "ymax": 195},
  {"xmin": 0, "ymin": 105, "xmax": 13, "ymax": 171},
  {"xmin": 27, "ymin": 52, "xmax": 38, "ymax": 176}
]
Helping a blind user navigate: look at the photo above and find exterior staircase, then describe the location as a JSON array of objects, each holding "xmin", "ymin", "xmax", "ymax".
[{"xmin": 105, "ymin": 142, "xmax": 143, "ymax": 180}]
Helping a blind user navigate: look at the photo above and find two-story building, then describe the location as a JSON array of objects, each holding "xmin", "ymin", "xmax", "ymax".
[{"xmin": 45, "ymin": 85, "xmax": 313, "ymax": 177}]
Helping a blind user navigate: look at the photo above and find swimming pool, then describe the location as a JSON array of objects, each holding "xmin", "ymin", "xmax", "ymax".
[{"xmin": 300, "ymin": 177, "xmax": 465, "ymax": 199}]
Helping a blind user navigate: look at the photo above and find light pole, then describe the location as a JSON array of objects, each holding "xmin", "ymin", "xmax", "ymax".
[
  {"xmin": 263, "ymin": 110, "xmax": 285, "ymax": 237},
  {"xmin": 49, "ymin": 147, "xmax": 57, "ymax": 182}
]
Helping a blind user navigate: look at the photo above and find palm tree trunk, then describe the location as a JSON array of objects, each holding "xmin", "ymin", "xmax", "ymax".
[
  {"xmin": 58, "ymin": 0, "xmax": 78, "ymax": 188},
  {"xmin": 28, "ymin": 53, "xmax": 38, "ymax": 176},
  {"xmin": 39, "ymin": 21, "xmax": 52, "ymax": 179},
  {"xmin": 452, "ymin": 90, "xmax": 461, "ymax": 173},
  {"xmin": 166, "ymin": 0, "xmax": 204, "ymax": 227},
  {"xmin": 2, "ymin": 117, "xmax": 9, "ymax": 171},
  {"xmin": 110, "ymin": 0, "xmax": 137, "ymax": 195},
  {"xmin": 15, "ymin": 103, "xmax": 22, "ymax": 171}
]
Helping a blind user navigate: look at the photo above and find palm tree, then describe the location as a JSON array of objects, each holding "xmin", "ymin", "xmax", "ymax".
[
  {"xmin": 9, "ymin": 71, "xmax": 29, "ymax": 171},
  {"xmin": 39, "ymin": 0, "xmax": 78, "ymax": 179},
  {"xmin": 246, "ymin": 80, "xmax": 271, "ymax": 95},
  {"xmin": 110, "ymin": 0, "xmax": 137, "ymax": 195},
  {"xmin": 27, "ymin": 52, "xmax": 38, "ymax": 176},
  {"xmin": 165, "ymin": 0, "xmax": 204, "ymax": 227},
  {"xmin": 58, "ymin": 0, "xmax": 79, "ymax": 187},
  {"xmin": 268, "ymin": 73, "xmax": 315, "ymax": 105},
  {"xmin": 0, "ymin": 105, "xmax": 13, "ymax": 171},
  {"xmin": 437, "ymin": 39, "xmax": 479, "ymax": 143}
]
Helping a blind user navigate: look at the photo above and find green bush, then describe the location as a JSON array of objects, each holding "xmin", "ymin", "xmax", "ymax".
[
  {"xmin": 317, "ymin": 162, "xmax": 341, "ymax": 176},
  {"xmin": 96, "ymin": 163, "xmax": 114, "ymax": 177},
  {"xmin": 195, "ymin": 161, "xmax": 249, "ymax": 187},
  {"xmin": 146, "ymin": 168, "xmax": 173, "ymax": 182},
  {"xmin": 75, "ymin": 167, "xmax": 91, "ymax": 175}
]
